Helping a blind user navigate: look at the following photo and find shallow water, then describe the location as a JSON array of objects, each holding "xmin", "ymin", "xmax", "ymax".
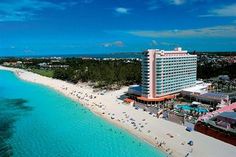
[{"xmin": 0, "ymin": 70, "xmax": 166, "ymax": 157}]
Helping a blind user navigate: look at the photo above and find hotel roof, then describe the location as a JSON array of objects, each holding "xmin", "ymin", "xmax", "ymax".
[
  {"xmin": 182, "ymin": 83, "xmax": 211, "ymax": 94},
  {"xmin": 200, "ymin": 92, "xmax": 228, "ymax": 99},
  {"xmin": 218, "ymin": 112, "xmax": 236, "ymax": 121},
  {"xmin": 198, "ymin": 102, "xmax": 236, "ymax": 121}
]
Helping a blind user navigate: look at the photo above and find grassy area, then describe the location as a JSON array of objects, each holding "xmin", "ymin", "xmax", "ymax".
[{"xmin": 31, "ymin": 69, "xmax": 54, "ymax": 77}]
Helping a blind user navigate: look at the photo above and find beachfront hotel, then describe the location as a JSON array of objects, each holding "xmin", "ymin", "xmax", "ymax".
[{"xmin": 139, "ymin": 47, "xmax": 197, "ymax": 101}]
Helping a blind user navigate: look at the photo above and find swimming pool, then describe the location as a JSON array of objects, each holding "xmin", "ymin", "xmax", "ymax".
[{"xmin": 176, "ymin": 104, "xmax": 208, "ymax": 113}]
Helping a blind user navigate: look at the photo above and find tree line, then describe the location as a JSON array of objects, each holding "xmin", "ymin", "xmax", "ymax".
[
  {"xmin": 1, "ymin": 57, "xmax": 236, "ymax": 88},
  {"xmin": 197, "ymin": 62, "xmax": 236, "ymax": 79},
  {"xmin": 53, "ymin": 58, "xmax": 141, "ymax": 88}
]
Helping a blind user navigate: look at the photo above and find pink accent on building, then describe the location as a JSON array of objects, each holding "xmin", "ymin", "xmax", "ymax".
[
  {"xmin": 148, "ymin": 50, "xmax": 156, "ymax": 98},
  {"xmin": 198, "ymin": 102, "xmax": 236, "ymax": 122},
  {"xmin": 195, "ymin": 102, "xmax": 236, "ymax": 146},
  {"xmin": 141, "ymin": 47, "xmax": 197, "ymax": 99}
]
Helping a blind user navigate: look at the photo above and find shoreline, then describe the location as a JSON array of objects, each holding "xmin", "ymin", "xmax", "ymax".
[
  {"xmin": 2, "ymin": 67, "xmax": 168, "ymax": 155},
  {"xmin": 1, "ymin": 66, "xmax": 235, "ymax": 157}
]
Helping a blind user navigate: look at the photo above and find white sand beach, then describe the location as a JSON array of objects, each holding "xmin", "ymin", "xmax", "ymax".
[{"xmin": 1, "ymin": 66, "xmax": 235, "ymax": 157}]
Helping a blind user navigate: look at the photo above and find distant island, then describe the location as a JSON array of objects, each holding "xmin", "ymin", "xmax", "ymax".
[{"xmin": 0, "ymin": 51, "xmax": 236, "ymax": 59}]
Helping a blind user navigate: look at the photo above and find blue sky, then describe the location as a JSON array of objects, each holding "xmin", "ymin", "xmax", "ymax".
[{"xmin": 0, "ymin": 0, "xmax": 236, "ymax": 56}]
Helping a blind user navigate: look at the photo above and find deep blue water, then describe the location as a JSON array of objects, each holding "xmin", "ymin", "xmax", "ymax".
[
  {"xmin": 0, "ymin": 70, "xmax": 165, "ymax": 157},
  {"xmin": 0, "ymin": 52, "xmax": 142, "ymax": 59}
]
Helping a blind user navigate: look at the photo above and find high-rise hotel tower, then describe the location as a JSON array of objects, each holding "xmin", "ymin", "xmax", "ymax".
[{"xmin": 141, "ymin": 47, "xmax": 197, "ymax": 99}]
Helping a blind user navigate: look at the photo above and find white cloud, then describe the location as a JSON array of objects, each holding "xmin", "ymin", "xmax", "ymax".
[
  {"xmin": 101, "ymin": 41, "xmax": 125, "ymax": 47},
  {"xmin": 150, "ymin": 40, "xmax": 158, "ymax": 46},
  {"xmin": 115, "ymin": 7, "xmax": 130, "ymax": 14},
  {"xmin": 125, "ymin": 25, "xmax": 236, "ymax": 38},
  {"xmin": 201, "ymin": 3, "xmax": 236, "ymax": 17},
  {"xmin": 146, "ymin": 0, "xmax": 187, "ymax": 10},
  {"xmin": 0, "ymin": 0, "xmax": 78, "ymax": 22},
  {"xmin": 10, "ymin": 46, "xmax": 16, "ymax": 49},
  {"xmin": 161, "ymin": 0, "xmax": 186, "ymax": 6},
  {"xmin": 168, "ymin": 0, "xmax": 186, "ymax": 5},
  {"xmin": 149, "ymin": 40, "xmax": 179, "ymax": 47},
  {"xmin": 23, "ymin": 48, "xmax": 36, "ymax": 54},
  {"xmin": 147, "ymin": 0, "xmax": 159, "ymax": 11},
  {"xmin": 159, "ymin": 42, "xmax": 178, "ymax": 46},
  {"xmin": 148, "ymin": 5, "xmax": 159, "ymax": 10},
  {"xmin": 81, "ymin": 0, "xmax": 94, "ymax": 4}
]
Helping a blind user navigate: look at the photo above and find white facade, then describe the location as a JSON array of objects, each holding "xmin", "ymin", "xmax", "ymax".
[{"xmin": 142, "ymin": 47, "xmax": 197, "ymax": 98}]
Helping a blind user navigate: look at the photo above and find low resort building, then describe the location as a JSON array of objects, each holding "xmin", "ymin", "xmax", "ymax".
[
  {"xmin": 125, "ymin": 47, "xmax": 236, "ymax": 145},
  {"xmin": 195, "ymin": 102, "xmax": 236, "ymax": 146}
]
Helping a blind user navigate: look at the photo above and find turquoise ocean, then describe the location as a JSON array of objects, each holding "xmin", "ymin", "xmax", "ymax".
[{"xmin": 0, "ymin": 70, "xmax": 166, "ymax": 157}]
